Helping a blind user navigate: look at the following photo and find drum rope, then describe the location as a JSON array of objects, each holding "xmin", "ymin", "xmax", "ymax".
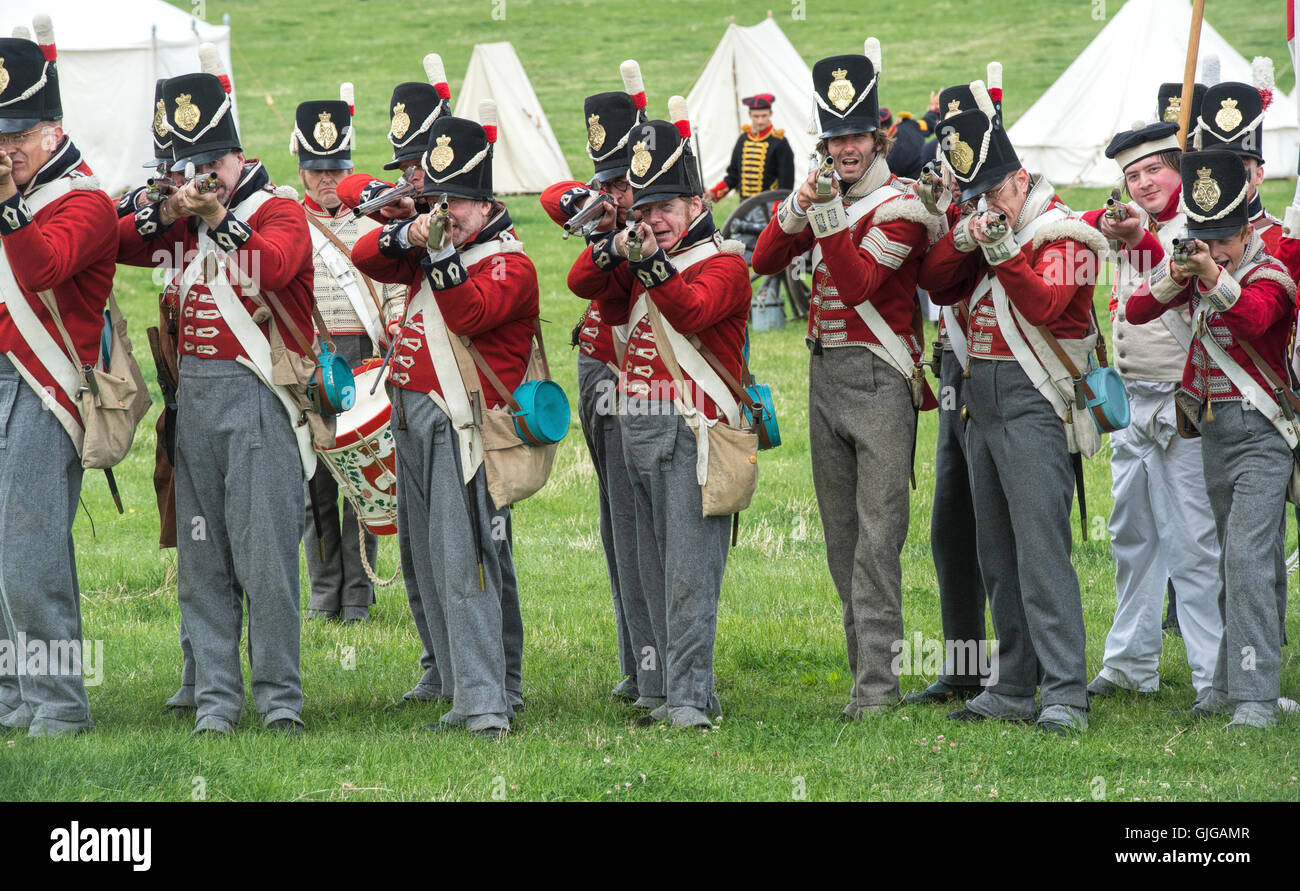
[{"xmin": 358, "ymin": 515, "xmax": 402, "ymax": 587}]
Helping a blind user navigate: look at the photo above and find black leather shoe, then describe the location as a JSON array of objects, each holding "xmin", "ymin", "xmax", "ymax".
[
  {"xmin": 905, "ymin": 680, "xmax": 982, "ymax": 704},
  {"xmin": 471, "ymin": 726, "xmax": 507, "ymax": 741},
  {"xmin": 946, "ymin": 706, "xmax": 987, "ymax": 722}
]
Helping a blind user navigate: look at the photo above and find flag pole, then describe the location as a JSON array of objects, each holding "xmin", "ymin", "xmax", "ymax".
[{"xmin": 1178, "ymin": 0, "xmax": 1207, "ymax": 150}]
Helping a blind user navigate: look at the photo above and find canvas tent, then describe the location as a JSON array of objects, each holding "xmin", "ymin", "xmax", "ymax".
[
  {"xmin": 686, "ymin": 16, "xmax": 817, "ymax": 190},
  {"xmin": 1008, "ymin": 0, "xmax": 1299, "ymax": 187},
  {"xmin": 3, "ymin": 0, "xmax": 236, "ymax": 197},
  {"xmin": 453, "ymin": 42, "xmax": 572, "ymax": 194}
]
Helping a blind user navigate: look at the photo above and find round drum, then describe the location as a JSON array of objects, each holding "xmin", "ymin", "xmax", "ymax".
[{"xmin": 315, "ymin": 357, "xmax": 398, "ymax": 535}]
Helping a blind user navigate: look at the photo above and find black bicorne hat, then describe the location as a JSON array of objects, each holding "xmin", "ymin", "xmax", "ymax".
[
  {"xmin": 812, "ymin": 53, "xmax": 878, "ymax": 140},
  {"xmin": 742, "ymin": 94, "xmax": 774, "ymax": 110},
  {"xmin": 419, "ymin": 115, "xmax": 493, "ymax": 201},
  {"xmin": 585, "ymin": 91, "xmax": 639, "ymax": 183},
  {"xmin": 627, "ymin": 117, "xmax": 702, "ymax": 208},
  {"xmin": 936, "ymin": 87, "xmax": 1020, "ymax": 201},
  {"xmin": 1195, "ymin": 81, "xmax": 1265, "ymax": 162},
  {"xmin": 164, "ymin": 72, "xmax": 241, "ymax": 171},
  {"xmin": 1106, "ymin": 121, "xmax": 1181, "ymax": 171},
  {"xmin": 293, "ymin": 99, "xmax": 353, "ymax": 170},
  {"xmin": 1157, "ymin": 82, "xmax": 1207, "ymax": 125},
  {"xmin": 1180, "ymin": 150, "xmax": 1250, "ymax": 240},
  {"xmin": 146, "ymin": 78, "xmax": 172, "ymax": 168},
  {"xmin": 0, "ymin": 27, "xmax": 62, "ymax": 134}
]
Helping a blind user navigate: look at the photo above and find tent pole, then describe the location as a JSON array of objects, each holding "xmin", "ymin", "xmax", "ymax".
[{"xmin": 1177, "ymin": 0, "xmax": 1206, "ymax": 150}]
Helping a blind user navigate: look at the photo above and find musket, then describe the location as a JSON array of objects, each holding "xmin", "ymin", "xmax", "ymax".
[
  {"xmin": 626, "ymin": 223, "xmax": 645, "ymax": 262},
  {"xmin": 352, "ymin": 169, "xmax": 419, "ymax": 218},
  {"xmin": 145, "ymin": 176, "xmax": 177, "ymax": 203},
  {"xmin": 426, "ymin": 195, "xmax": 452, "ymax": 249},
  {"xmin": 984, "ymin": 211, "xmax": 1009, "ymax": 240},
  {"xmin": 1170, "ymin": 235, "xmax": 1194, "ymax": 264},
  {"xmin": 1104, "ymin": 187, "xmax": 1129, "ymax": 222},
  {"xmin": 815, "ymin": 155, "xmax": 836, "ymax": 198},
  {"xmin": 191, "ymin": 171, "xmax": 220, "ymax": 194},
  {"xmin": 562, "ymin": 191, "xmax": 613, "ymax": 239}
]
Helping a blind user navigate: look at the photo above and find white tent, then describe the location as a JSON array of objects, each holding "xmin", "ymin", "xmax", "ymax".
[
  {"xmin": 453, "ymin": 41, "xmax": 572, "ymax": 194},
  {"xmin": 3, "ymin": 0, "xmax": 236, "ymax": 197},
  {"xmin": 1008, "ymin": 0, "xmax": 1299, "ymax": 187},
  {"xmin": 687, "ymin": 16, "xmax": 817, "ymax": 189}
]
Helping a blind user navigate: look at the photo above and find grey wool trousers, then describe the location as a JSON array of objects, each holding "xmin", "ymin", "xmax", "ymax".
[
  {"xmin": 931, "ymin": 349, "xmax": 988, "ymax": 686},
  {"xmin": 619, "ymin": 399, "xmax": 729, "ymax": 713},
  {"xmin": 174, "ymin": 357, "xmax": 306, "ymax": 728},
  {"xmin": 809, "ymin": 347, "xmax": 915, "ymax": 713},
  {"xmin": 0, "ymin": 355, "xmax": 92, "ymax": 734},
  {"xmin": 1199, "ymin": 402, "xmax": 1290, "ymax": 704},
  {"xmin": 391, "ymin": 392, "xmax": 522, "ymax": 731},
  {"xmin": 578, "ymin": 355, "xmax": 663, "ymax": 698},
  {"xmin": 303, "ymin": 334, "xmax": 379, "ymax": 618},
  {"xmin": 963, "ymin": 359, "xmax": 1087, "ymax": 712}
]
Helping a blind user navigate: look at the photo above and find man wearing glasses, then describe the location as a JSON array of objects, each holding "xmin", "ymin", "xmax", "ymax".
[
  {"xmin": 541, "ymin": 78, "xmax": 664, "ymax": 711},
  {"xmin": 0, "ymin": 21, "xmax": 117, "ymax": 738}
]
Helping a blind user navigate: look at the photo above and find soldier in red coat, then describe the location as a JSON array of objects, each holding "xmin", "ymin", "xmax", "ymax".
[
  {"xmin": 568, "ymin": 103, "xmax": 751, "ymax": 729},
  {"xmin": 751, "ymin": 40, "xmax": 939, "ymax": 719},
  {"xmin": 0, "ymin": 20, "xmax": 115, "ymax": 738},
  {"xmin": 352, "ymin": 106, "xmax": 536, "ymax": 739},
  {"xmin": 920, "ymin": 80, "xmax": 1108, "ymax": 735},
  {"xmin": 117, "ymin": 68, "xmax": 315, "ymax": 736},
  {"xmin": 539, "ymin": 65, "xmax": 664, "ymax": 710},
  {"xmin": 1128, "ymin": 151, "xmax": 1296, "ymax": 729}
]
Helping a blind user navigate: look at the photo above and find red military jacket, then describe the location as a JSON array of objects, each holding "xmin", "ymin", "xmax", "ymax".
[
  {"xmin": 919, "ymin": 180, "xmax": 1105, "ymax": 360},
  {"xmin": 0, "ymin": 140, "xmax": 116, "ymax": 430},
  {"xmin": 751, "ymin": 155, "xmax": 934, "ymax": 358},
  {"xmin": 567, "ymin": 214, "xmax": 749, "ymax": 421},
  {"xmin": 351, "ymin": 204, "xmax": 539, "ymax": 406},
  {"xmin": 1127, "ymin": 237, "xmax": 1295, "ymax": 403},
  {"xmin": 540, "ymin": 179, "xmax": 618, "ymax": 368},
  {"xmin": 117, "ymin": 161, "xmax": 315, "ymax": 362}
]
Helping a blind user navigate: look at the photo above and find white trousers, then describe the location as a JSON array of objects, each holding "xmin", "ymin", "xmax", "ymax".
[{"xmin": 1103, "ymin": 381, "xmax": 1222, "ymax": 695}]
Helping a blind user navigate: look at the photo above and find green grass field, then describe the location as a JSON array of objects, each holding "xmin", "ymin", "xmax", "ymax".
[{"xmin": 2, "ymin": 0, "xmax": 1299, "ymax": 801}]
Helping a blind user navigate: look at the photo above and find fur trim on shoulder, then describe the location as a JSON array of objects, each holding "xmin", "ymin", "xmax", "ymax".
[
  {"xmin": 273, "ymin": 184, "xmax": 300, "ymax": 201},
  {"xmin": 1032, "ymin": 217, "xmax": 1109, "ymax": 258},
  {"xmin": 874, "ymin": 194, "xmax": 945, "ymax": 243},
  {"xmin": 69, "ymin": 175, "xmax": 100, "ymax": 191},
  {"xmin": 1245, "ymin": 264, "xmax": 1297, "ymax": 300},
  {"xmin": 497, "ymin": 239, "xmax": 526, "ymax": 254},
  {"xmin": 719, "ymin": 238, "xmax": 747, "ymax": 256}
]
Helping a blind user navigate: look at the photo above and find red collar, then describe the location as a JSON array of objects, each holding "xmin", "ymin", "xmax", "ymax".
[
  {"xmin": 1156, "ymin": 189, "xmax": 1181, "ymax": 224},
  {"xmin": 745, "ymin": 125, "xmax": 773, "ymax": 141}
]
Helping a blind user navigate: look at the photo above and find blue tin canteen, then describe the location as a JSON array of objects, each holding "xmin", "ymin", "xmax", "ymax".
[{"xmin": 512, "ymin": 379, "xmax": 571, "ymax": 445}]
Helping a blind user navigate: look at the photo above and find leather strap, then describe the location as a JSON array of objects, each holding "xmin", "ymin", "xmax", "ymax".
[
  {"xmin": 1030, "ymin": 306, "xmax": 1111, "ymax": 431},
  {"xmin": 460, "ymin": 318, "xmax": 551, "ymax": 413},
  {"xmin": 686, "ymin": 334, "xmax": 771, "ymax": 449},
  {"xmin": 33, "ymin": 287, "xmax": 85, "ymax": 373},
  {"xmin": 1238, "ymin": 338, "xmax": 1300, "ymax": 415}
]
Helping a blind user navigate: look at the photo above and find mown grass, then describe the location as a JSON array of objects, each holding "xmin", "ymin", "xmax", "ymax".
[{"xmin": 1, "ymin": 0, "xmax": 1297, "ymax": 801}]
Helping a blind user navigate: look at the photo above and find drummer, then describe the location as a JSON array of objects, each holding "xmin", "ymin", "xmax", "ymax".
[{"xmin": 292, "ymin": 87, "xmax": 405, "ymax": 624}]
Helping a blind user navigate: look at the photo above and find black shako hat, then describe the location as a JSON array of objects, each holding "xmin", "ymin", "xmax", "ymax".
[
  {"xmin": 812, "ymin": 51, "xmax": 879, "ymax": 140},
  {"xmin": 293, "ymin": 98, "xmax": 354, "ymax": 170},
  {"xmin": 164, "ymin": 72, "xmax": 241, "ymax": 171},
  {"xmin": 1196, "ymin": 81, "xmax": 1265, "ymax": 162},
  {"xmin": 386, "ymin": 53, "xmax": 453, "ymax": 171},
  {"xmin": 1106, "ymin": 121, "xmax": 1181, "ymax": 171},
  {"xmin": 0, "ymin": 21, "xmax": 62, "ymax": 134},
  {"xmin": 936, "ymin": 81, "xmax": 1020, "ymax": 201},
  {"xmin": 419, "ymin": 111, "xmax": 494, "ymax": 201},
  {"xmin": 1157, "ymin": 82, "xmax": 1207, "ymax": 125},
  {"xmin": 939, "ymin": 62, "xmax": 1004, "ymax": 125},
  {"xmin": 585, "ymin": 91, "xmax": 639, "ymax": 183},
  {"xmin": 1180, "ymin": 149, "xmax": 1251, "ymax": 240},
  {"xmin": 146, "ymin": 78, "xmax": 172, "ymax": 168},
  {"xmin": 627, "ymin": 112, "xmax": 702, "ymax": 209}
]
